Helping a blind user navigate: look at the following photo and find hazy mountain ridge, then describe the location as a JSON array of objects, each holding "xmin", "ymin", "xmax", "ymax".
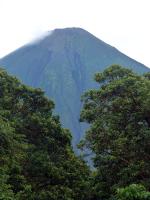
[{"xmin": 0, "ymin": 27, "xmax": 149, "ymax": 145}]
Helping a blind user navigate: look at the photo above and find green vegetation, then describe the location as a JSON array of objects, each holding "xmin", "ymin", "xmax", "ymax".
[
  {"xmin": 80, "ymin": 65, "xmax": 150, "ymax": 199},
  {"xmin": 0, "ymin": 69, "xmax": 91, "ymax": 200},
  {"xmin": 1, "ymin": 65, "xmax": 150, "ymax": 199},
  {"xmin": 116, "ymin": 184, "xmax": 150, "ymax": 200}
]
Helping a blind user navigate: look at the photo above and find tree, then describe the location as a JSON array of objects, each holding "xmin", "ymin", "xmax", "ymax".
[
  {"xmin": 0, "ymin": 68, "xmax": 91, "ymax": 200},
  {"xmin": 80, "ymin": 65, "xmax": 150, "ymax": 199}
]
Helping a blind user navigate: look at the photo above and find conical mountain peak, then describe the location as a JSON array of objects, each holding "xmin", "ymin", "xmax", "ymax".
[{"xmin": 0, "ymin": 28, "xmax": 149, "ymax": 146}]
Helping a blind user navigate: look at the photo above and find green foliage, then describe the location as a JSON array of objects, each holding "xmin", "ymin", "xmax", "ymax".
[
  {"xmin": 0, "ymin": 69, "xmax": 91, "ymax": 199},
  {"xmin": 80, "ymin": 65, "xmax": 150, "ymax": 199},
  {"xmin": 116, "ymin": 184, "xmax": 150, "ymax": 200},
  {"xmin": 0, "ymin": 173, "xmax": 15, "ymax": 200},
  {"xmin": 2, "ymin": 64, "xmax": 150, "ymax": 200}
]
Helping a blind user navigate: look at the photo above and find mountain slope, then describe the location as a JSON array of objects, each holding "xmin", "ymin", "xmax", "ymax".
[{"xmin": 0, "ymin": 27, "xmax": 149, "ymax": 145}]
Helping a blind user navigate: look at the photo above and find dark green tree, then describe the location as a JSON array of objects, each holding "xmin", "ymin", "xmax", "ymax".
[
  {"xmin": 0, "ymin": 69, "xmax": 91, "ymax": 200},
  {"xmin": 80, "ymin": 65, "xmax": 150, "ymax": 199}
]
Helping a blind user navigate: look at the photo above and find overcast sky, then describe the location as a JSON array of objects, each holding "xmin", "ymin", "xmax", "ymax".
[{"xmin": 0, "ymin": 0, "xmax": 150, "ymax": 66}]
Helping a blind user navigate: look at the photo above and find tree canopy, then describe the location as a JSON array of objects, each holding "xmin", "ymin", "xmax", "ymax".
[
  {"xmin": 0, "ymin": 68, "xmax": 91, "ymax": 200},
  {"xmin": 80, "ymin": 65, "xmax": 150, "ymax": 199},
  {"xmin": 1, "ymin": 64, "xmax": 150, "ymax": 200}
]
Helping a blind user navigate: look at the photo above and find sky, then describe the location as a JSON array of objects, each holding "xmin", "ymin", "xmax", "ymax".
[{"xmin": 0, "ymin": 0, "xmax": 150, "ymax": 66}]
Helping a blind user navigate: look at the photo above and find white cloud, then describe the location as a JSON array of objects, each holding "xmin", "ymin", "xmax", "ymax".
[{"xmin": 0, "ymin": 0, "xmax": 150, "ymax": 66}]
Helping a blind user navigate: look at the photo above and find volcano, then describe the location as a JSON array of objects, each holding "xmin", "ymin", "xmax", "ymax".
[{"xmin": 0, "ymin": 28, "xmax": 149, "ymax": 145}]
